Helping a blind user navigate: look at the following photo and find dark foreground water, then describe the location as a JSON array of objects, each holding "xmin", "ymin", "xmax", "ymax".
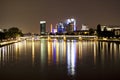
[{"xmin": 0, "ymin": 39, "xmax": 120, "ymax": 80}]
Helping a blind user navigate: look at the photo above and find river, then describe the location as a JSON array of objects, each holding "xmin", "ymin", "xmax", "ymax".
[{"xmin": 0, "ymin": 39, "xmax": 120, "ymax": 80}]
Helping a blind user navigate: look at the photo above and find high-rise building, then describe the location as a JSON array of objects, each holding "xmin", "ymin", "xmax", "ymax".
[
  {"xmin": 40, "ymin": 21, "xmax": 46, "ymax": 35},
  {"xmin": 81, "ymin": 24, "xmax": 89, "ymax": 30},
  {"xmin": 50, "ymin": 24, "xmax": 53, "ymax": 33},
  {"xmin": 57, "ymin": 22, "xmax": 65, "ymax": 33},
  {"xmin": 66, "ymin": 18, "xmax": 76, "ymax": 32}
]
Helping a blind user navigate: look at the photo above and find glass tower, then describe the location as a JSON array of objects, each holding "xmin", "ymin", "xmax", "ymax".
[{"xmin": 40, "ymin": 21, "xmax": 46, "ymax": 35}]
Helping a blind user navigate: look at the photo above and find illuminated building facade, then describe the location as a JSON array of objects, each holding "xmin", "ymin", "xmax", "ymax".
[
  {"xmin": 100, "ymin": 25, "xmax": 120, "ymax": 36},
  {"xmin": 49, "ymin": 18, "xmax": 77, "ymax": 34},
  {"xmin": 81, "ymin": 24, "xmax": 89, "ymax": 30},
  {"xmin": 101, "ymin": 25, "xmax": 120, "ymax": 31},
  {"xmin": 0, "ymin": 29, "xmax": 3, "ymax": 32},
  {"xmin": 53, "ymin": 29, "xmax": 57, "ymax": 33},
  {"xmin": 57, "ymin": 22, "xmax": 65, "ymax": 33},
  {"xmin": 40, "ymin": 21, "xmax": 46, "ymax": 35},
  {"xmin": 66, "ymin": 18, "xmax": 76, "ymax": 32},
  {"xmin": 50, "ymin": 24, "xmax": 53, "ymax": 33}
]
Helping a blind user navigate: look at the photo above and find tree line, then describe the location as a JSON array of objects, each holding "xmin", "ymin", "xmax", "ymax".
[{"xmin": 0, "ymin": 27, "xmax": 23, "ymax": 41}]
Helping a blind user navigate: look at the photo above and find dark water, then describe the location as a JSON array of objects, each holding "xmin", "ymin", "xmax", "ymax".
[{"xmin": 0, "ymin": 39, "xmax": 120, "ymax": 80}]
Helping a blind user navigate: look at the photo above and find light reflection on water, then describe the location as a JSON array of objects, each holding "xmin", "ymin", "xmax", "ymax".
[
  {"xmin": 0, "ymin": 39, "xmax": 120, "ymax": 79},
  {"xmin": 67, "ymin": 40, "xmax": 76, "ymax": 76},
  {"xmin": 32, "ymin": 39, "xmax": 35, "ymax": 66}
]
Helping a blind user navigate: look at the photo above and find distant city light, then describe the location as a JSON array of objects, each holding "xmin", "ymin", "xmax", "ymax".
[
  {"xmin": 66, "ymin": 18, "xmax": 76, "ymax": 31},
  {"xmin": 53, "ymin": 29, "xmax": 57, "ymax": 33},
  {"xmin": 40, "ymin": 21, "xmax": 46, "ymax": 24},
  {"xmin": 66, "ymin": 19, "xmax": 71, "ymax": 24},
  {"xmin": 81, "ymin": 24, "xmax": 89, "ymax": 30},
  {"xmin": 50, "ymin": 24, "xmax": 53, "ymax": 32},
  {"xmin": 71, "ymin": 18, "xmax": 75, "ymax": 22},
  {"xmin": 40, "ymin": 21, "xmax": 46, "ymax": 35}
]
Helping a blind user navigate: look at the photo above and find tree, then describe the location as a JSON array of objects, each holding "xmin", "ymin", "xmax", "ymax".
[
  {"xmin": 97, "ymin": 24, "xmax": 101, "ymax": 33},
  {"xmin": 3, "ymin": 29, "xmax": 7, "ymax": 32},
  {"xmin": 0, "ymin": 32, "xmax": 4, "ymax": 41},
  {"xmin": 3, "ymin": 29, "xmax": 10, "ymax": 39},
  {"xmin": 103, "ymin": 27, "xmax": 107, "ymax": 32},
  {"xmin": 89, "ymin": 28, "xmax": 94, "ymax": 35},
  {"xmin": 8, "ymin": 27, "xmax": 23, "ymax": 39},
  {"xmin": 97, "ymin": 24, "xmax": 101, "ymax": 37}
]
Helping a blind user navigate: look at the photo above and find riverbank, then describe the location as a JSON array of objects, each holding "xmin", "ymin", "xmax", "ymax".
[
  {"xmin": 0, "ymin": 37, "xmax": 120, "ymax": 47},
  {"xmin": 98, "ymin": 38, "xmax": 120, "ymax": 43},
  {"xmin": 0, "ymin": 40, "xmax": 23, "ymax": 47}
]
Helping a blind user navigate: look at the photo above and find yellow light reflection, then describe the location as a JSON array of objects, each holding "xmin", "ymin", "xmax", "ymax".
[
  {"xmin": 48, "ymin": 36, "xmax": 51, "ymax": 41},
  {"xmin": 9, "ymin": 45, "xmax": 13, "ymax": 61},
  {"xmin": 63, "ymin": 41, "xmax": 66, "ymax": 64},
  {"xmin": 114, "ymin": 43, "xmax": 117, "ymax": 63},
  {"xmin": 24, "ymin": 40, "xmax": 27, "ymax": 55},
  {"xmin": 7, "ymin": 45, "xmax": 10, "ymax": 62},
  {"xmin": 0, "ymin": 48, "xmax": 1, "ymax": 63},
  {"xmin": 94, "ymin": 42, "xmax": 96, "ymax": 65},
  {"xmin": 48, "ymin": 41, "xmax": 52, "ymax": 65},
  {"xmin": 4, "ymin": 46, "xmax": 8, "ymax": 62},
  {"xmin": 50, "ymin": 24, "xmax": 53, "ymax": 32},
  {"xmin": 56, "ymin": 40, "xmax": 59, "ymax": 65},
  {"xmin": 110, "ymin": 43, "xmax": 113, "ymax": 61},
  {"xmin": 101, "ymin": 42, "xmax": 105, "ymax": 65},
  {"xmin": 64, "ymin": 36, "xmax": 66, "ymax": 41},
  {"xmin": 51, "ymin": 42, "xmax": 54, "ymax": 62},
  {"xmin": 32, "ymin": 40, "xmax": 35, "ymax": 66},
  {"xmin": 79, "ymin": 41, "xmax": 82, "ymax": 62},
  {"xmin": 15, "ymin": 43, "xmax": 18, "ymax": 61},
  {"xmin": 40, "ymin": 39, "xmax": 47, "ymax": 68},
  {"xmin": 60, "ymin": 40, "xmax": 64, "ymax": 63},
  {"xmin": 2, "ymin": 47, "xmax": 5, "ymax": 66},
  {"xmin": 79, "ymin": 36, "xmax": 82, "ymax": 41}
]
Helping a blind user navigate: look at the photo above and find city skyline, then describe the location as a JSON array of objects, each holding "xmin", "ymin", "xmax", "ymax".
[{"xmin": 0, "ymin": 0, "xmax": 120, "ymax": 33}]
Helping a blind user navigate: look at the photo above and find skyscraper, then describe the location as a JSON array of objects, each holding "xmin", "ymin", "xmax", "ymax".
[
  {"xmin": 50, "ymin": 24, "xmax": 53, "ymax": 33},
  {"xmin": 66, "ymin": 18, "xmax": 76, "ymax": 32},
  {"xmin": 81, "ymin": 24, "xmax": 89, "ymax": 30},
  {"xmin": 57, "ymin": 22, "xmax": 65, "ymax": 33},
  {"xmin": 40, "ymin": 21, "xmax": 46, "ymax": 35}
]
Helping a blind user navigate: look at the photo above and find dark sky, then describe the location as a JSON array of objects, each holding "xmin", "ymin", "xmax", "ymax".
[{"xmin": 0, "ymin": 0, "xmax": 120, "ymax": 33}]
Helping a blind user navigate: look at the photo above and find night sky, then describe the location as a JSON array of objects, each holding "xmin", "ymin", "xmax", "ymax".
[{"xmin": 0, "ymin": 0, "xmax": 120, "ymax": 33}]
